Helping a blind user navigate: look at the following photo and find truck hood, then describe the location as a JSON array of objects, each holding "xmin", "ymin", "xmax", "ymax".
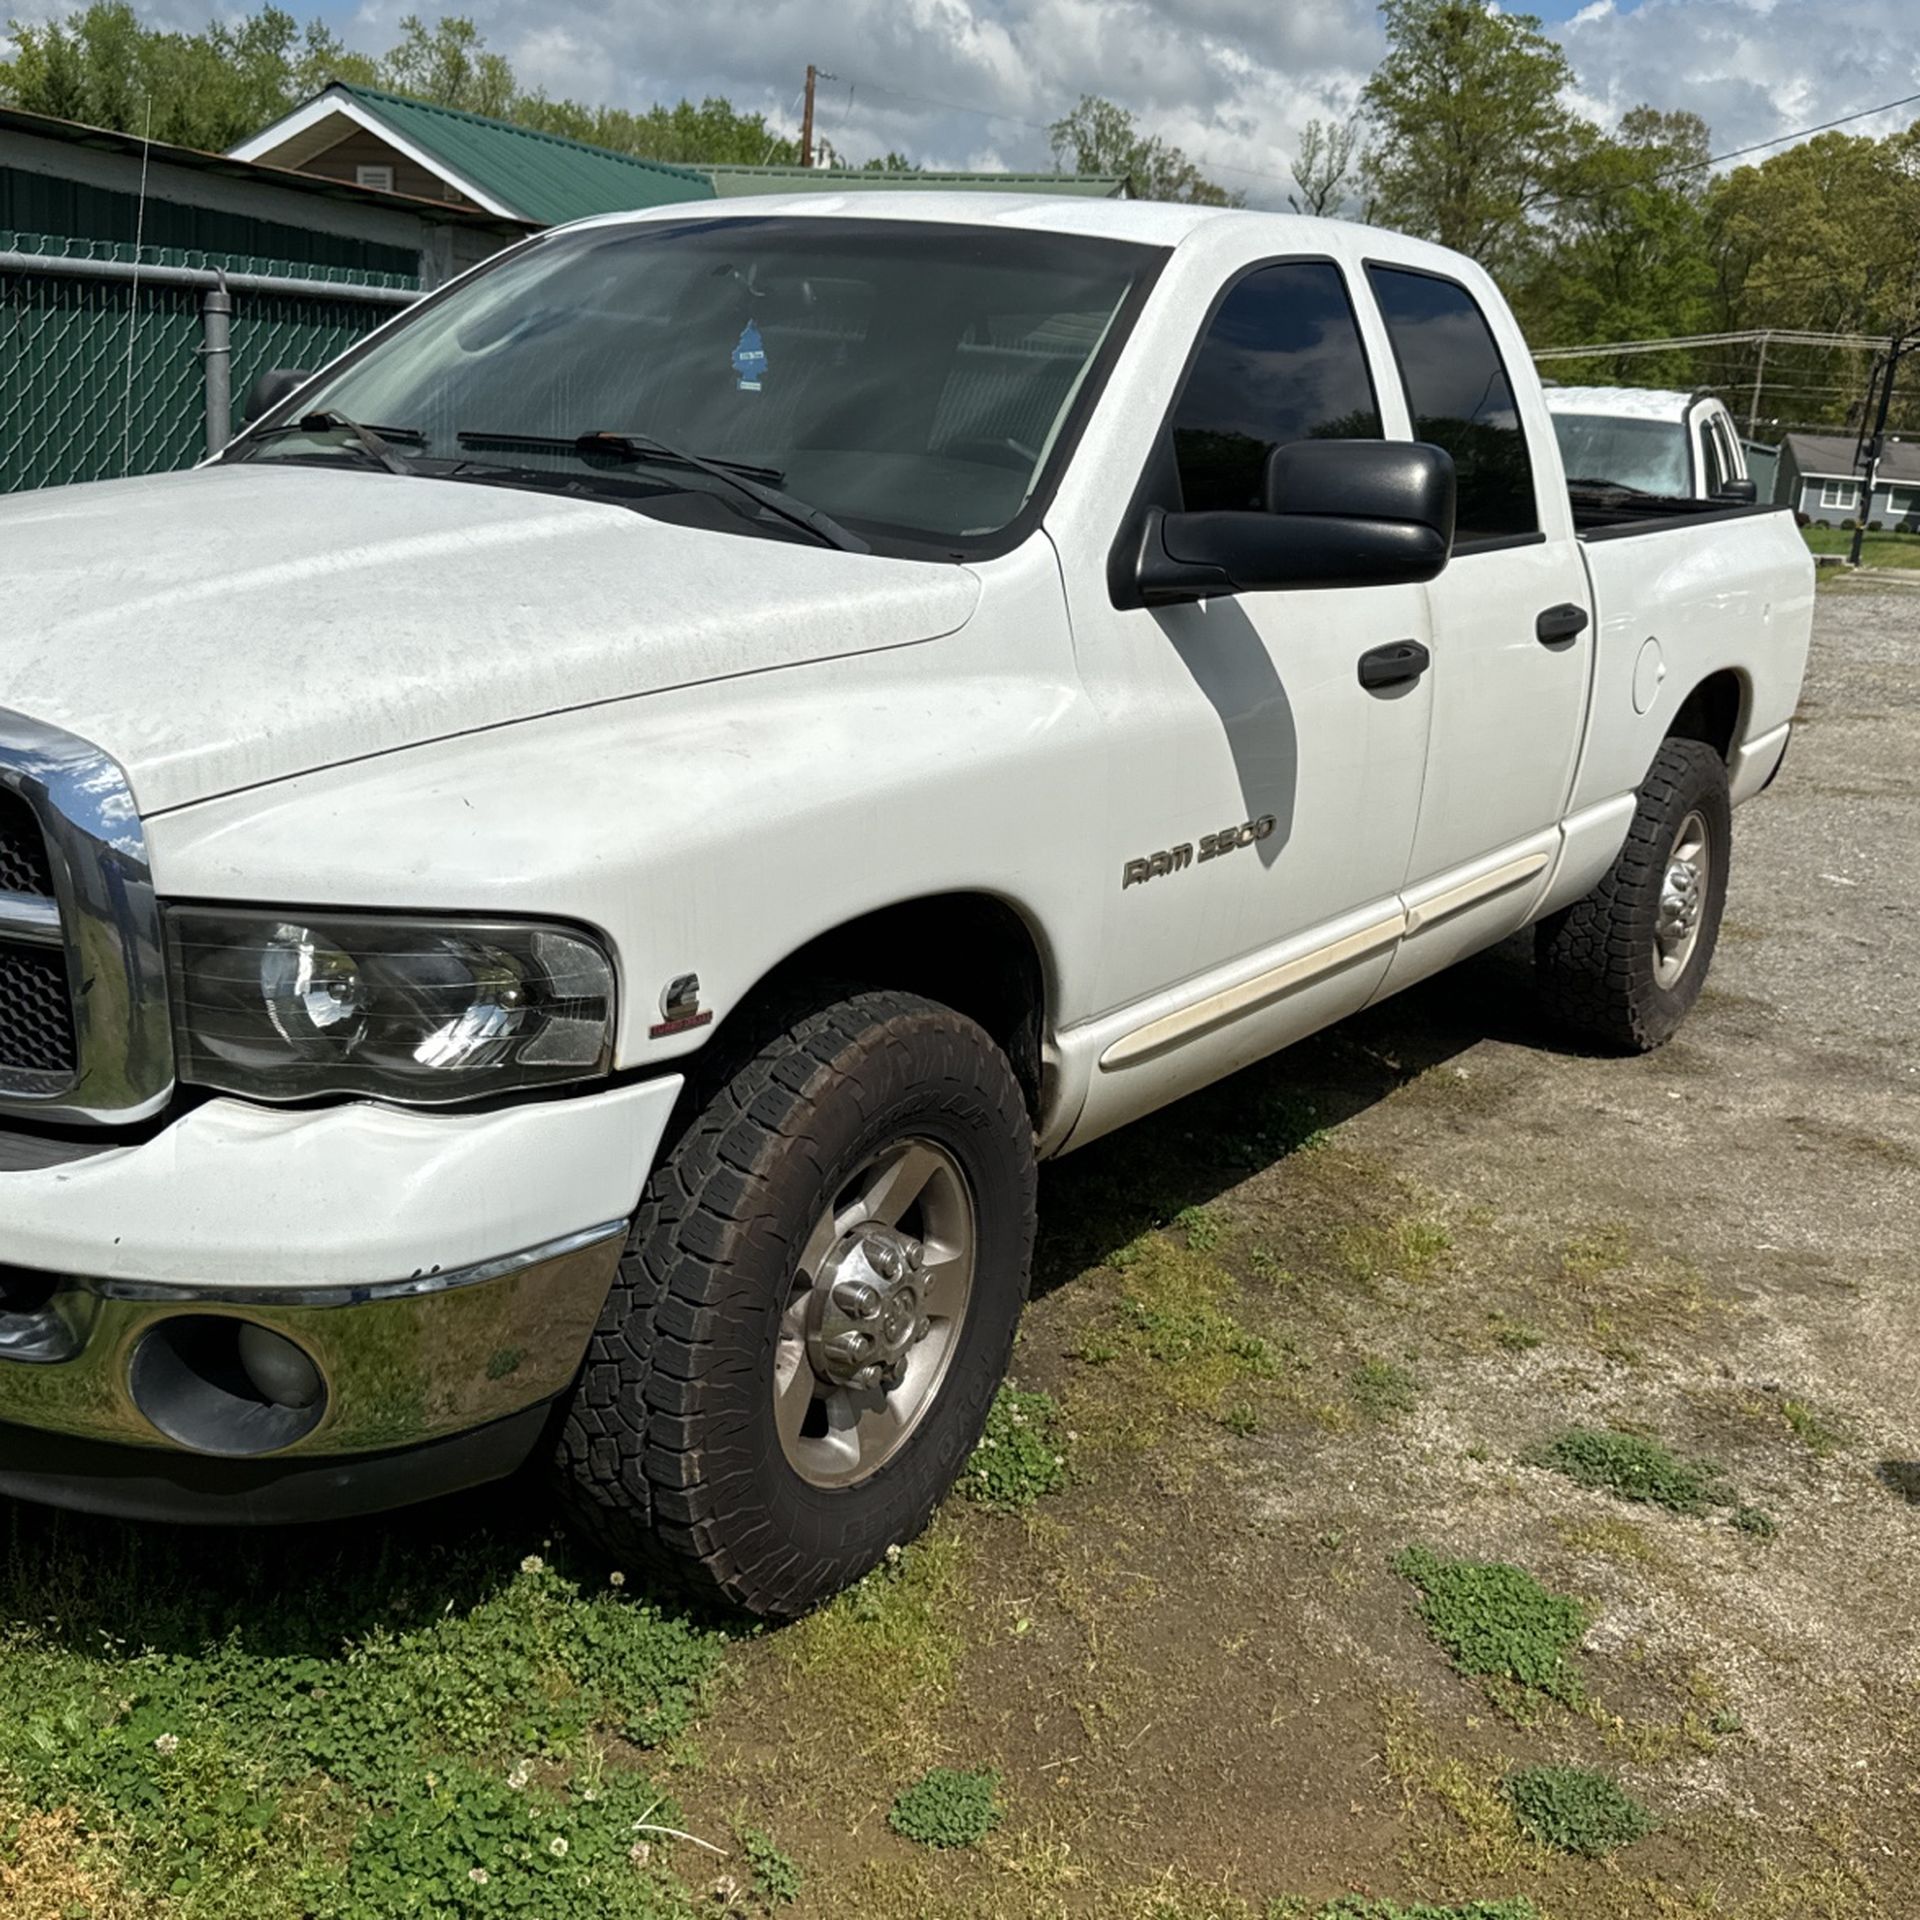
[{"xmin": 0, "ymin": 464, "xmax": 982, "ymax": 814}]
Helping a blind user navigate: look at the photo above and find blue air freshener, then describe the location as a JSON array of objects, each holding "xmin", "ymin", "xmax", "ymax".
[{"xmin": 731, "ymin": 320, "xmax": 767, "ymax": 392}]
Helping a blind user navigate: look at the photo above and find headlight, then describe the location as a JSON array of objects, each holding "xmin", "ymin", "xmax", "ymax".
[{"xmin": 165, "ymin": 909, "xmax": 616, "ymax": 1102}]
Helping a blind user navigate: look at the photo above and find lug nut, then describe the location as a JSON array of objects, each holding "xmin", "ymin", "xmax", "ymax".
[
  {"xmin": 826, "ymin": 1330, "xmax": 872, "ymax": 1364},
  {"xmin": 849, "ymin": 1363, "xmax": 886, "ymax": 1391},
  {"xmin": 865, "ymin": 1238, "xmax": 904, "ymax": 1281},
  {"xmin": 831, "ymin": 1278, "xmax": 881, "ymax": 1318},
  {"xmin": 906, "ymin": 1242, "xmax": 925, "ymax": 1271}
]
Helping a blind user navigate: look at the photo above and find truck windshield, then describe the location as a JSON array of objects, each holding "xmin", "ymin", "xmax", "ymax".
[
  {"xmin": 241, "ymin": 217, "xmax": 1160, "ymax": 555},
  {"xmin": 1550, "ymin": 412, "xmax": 1692, "ymax": 497}
]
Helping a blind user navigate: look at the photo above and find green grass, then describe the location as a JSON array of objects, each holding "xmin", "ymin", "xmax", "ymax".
[
  {"xmin": 962, "ymin": 1385, "xmax": 1069, "ymax": 1512},
  {"xmin": 0, "ymin": 1506, "xmax": 723, "ymax": 1918},
  {"xmin": 886, "ymin": 1767, "xmax": 1003, "ymax": 1849},
  {"xmin": 1394, "ymin": 1547, "xmax": 1587, "ymax": 1707},
  {"xmin": 1535, "ymin": 1427, "xmax": 1723, "ymax": 1513},
  {"xmin": 1502, "ymin": 1764, "xmax": 1653, "ymax": 1857},
  {"xmin": 1803, "ymin": 525, "xmax": 1920, "ymax": 568}
]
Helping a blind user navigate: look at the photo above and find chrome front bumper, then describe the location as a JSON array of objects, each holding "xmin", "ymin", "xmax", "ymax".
[{"xmin": 0, "ymin": 1223, "xmax": 625, "ymax": 1459}]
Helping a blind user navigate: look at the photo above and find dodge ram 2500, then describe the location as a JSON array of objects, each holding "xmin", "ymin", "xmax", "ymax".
[{"xmin": 0, "ymin": 195, "xmax": 1813, "ymax": 1616}]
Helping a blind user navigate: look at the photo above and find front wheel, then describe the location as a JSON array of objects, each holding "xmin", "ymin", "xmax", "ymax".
[
  {"xmin": 553, "ymin": 989, "xmax": 1036, "ymax": 1618},
  {"xmin": 1535, "ymin": 735, "xmax": 1731, "ymax": 1052}
]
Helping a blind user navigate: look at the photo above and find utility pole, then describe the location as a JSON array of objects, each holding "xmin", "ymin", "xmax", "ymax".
[
  {"xmin": 1746, "ymin": 330, "xmax": 1771, "ymax": 439},
  {"xmin": 1850, "ymin": 332, "xmax": 1905, "ymax": 568},
  {"xmin": 800, "ymin": 64, "xmax": 818, "ymax": 168}
]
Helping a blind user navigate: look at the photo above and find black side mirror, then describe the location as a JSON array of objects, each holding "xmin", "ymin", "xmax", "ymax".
[
  {"xmin": 1135, "ymin": 440, "xmax": 1457, "ymax": 606},
  {"xmin": 241, "ymin": 368, "xmax": 312, "ymax": 426},
  {"xmin": 1715, "ymin": 477, "xmax": 1758, "ymax": 505}
]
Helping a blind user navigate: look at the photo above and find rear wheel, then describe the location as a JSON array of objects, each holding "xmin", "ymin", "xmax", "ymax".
[
  {"xmin": 553, "ymin": 988, "xmax": 1036, "ymax": 1618},
  {"xmin": 1535, "ymin": 736, "xmax": 1731, "ymax": 1052}
]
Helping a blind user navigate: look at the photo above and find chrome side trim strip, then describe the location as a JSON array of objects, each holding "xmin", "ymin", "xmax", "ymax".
[
  {"xmin": 0, "ymin": 893, "xmax": 62, "ymax": 946},
  {"xmin": 90, "ymin": 1219, "xmax": 630, "ymax": 1309},
  {"xmin": 1099, "ymin": 912, "xmax": 1406, "ymax": 1071},
  {"xmin": 0, "ymin": 709, "xmax": 174, "ymax": 1124},
  {"xmin": 1402, "ymin": 851, "xmax": 1551, "ymax": 936}
]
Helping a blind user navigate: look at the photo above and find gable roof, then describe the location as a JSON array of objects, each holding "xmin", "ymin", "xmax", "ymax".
[
  {"xmin": 231, "ymin": 82, "xmax": 715, "ymax": 224},
  {"xmin": 232, "ymin": 84, "xmax": 1127, "ymax": 226},
  {"xmin": 1782, "ymin": 430, "xmax": 1920, "ymax": 485}
]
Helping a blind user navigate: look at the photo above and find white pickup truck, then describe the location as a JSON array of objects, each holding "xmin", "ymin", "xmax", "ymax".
[
  {"xmin": 0, "ymin": 196, "xmax": 1811, "ymax": 1616},
  {"xmin": 1546, "ymin": 384, "xmax": 1756, "ymax": 505}
]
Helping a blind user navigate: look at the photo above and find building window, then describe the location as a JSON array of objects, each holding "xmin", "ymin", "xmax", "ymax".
[
  {"xmin": 355, "ymin": 164, "xmax": 396, "ymax": 193},
  {"xmin": 1886, "ymin": 486, "xmax": 1918, "ymax": 517},
  {"xmin": 1819, "ymin": 478, "xmax": 1859, "ymax": 510}
]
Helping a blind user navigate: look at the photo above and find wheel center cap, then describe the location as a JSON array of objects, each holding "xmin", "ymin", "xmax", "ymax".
[{"xmin": 808, "ymin": 1228, "xmax": 930, "ymax": 1392}]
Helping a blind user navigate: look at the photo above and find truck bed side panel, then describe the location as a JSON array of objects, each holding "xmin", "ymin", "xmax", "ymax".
[{"xmin": 1567, "ymin": 510, "xmax": 1815, "ymax": 820}]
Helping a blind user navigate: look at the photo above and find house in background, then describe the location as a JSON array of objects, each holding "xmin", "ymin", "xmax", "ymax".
[
  {"xmin": 2, "ymin": 101, "xmax": 530, "ymax": 286},
  {"xmin": 231, "ymin": 83, "xmax": 1126, "ymax": 226},
  {"xmin": 1775, "ymin": 430, "xmax": 1920, "ymax": 529}
]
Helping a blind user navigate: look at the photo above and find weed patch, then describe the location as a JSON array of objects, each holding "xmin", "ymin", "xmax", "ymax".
[
  {"xmin": 1502, "ymin": 1764, "xmax": 1652, "ymax": 1857},
  {"xmin": 1351, "ymin": 1357, "xmax": 1419, "ymax": 1423},
  {"xmin": 964, "ymin": 1385, "xmax": 1068, "ymax": 1512},
  {"xmin": 1536, "ymin": 1427, "xmax": 1723, "ymax": 1513},
  {"xmin": 887, "ymin": 1767, "xmax": 1003, "ymax": 1849},
  {"xmin": 737, "ymin": 1825, "xmax": 802, "ymax": 1905},
  {"xmin": 1395, "ymin": 1548, "xmax": 1586, "ymax": 1707},
  {"xmin": 0, "ymin": 1531, "xmax": 722, "ymax": 1919}
]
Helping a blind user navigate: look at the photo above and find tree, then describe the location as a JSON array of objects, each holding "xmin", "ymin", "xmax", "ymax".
[
  {"xmin": 382, "ymin": 13, "xmax": 514, "ymax": 117},
  {"xmin": 1360, "ymin": 0, "xmax": 1578, "ymax": 273},
  {"xmin": 1516, "ymin": 108, "xmax": 1715, "ymax": 380},
  {"xmin": 1048, "ymin": 95, "xmax": 1239, "ymax": 205},
  {"xmin": 1289, "ymin": 117, "xmax": 1357, "ymax": 218}
]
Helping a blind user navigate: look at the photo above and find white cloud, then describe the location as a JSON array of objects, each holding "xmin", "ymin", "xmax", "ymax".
[{"xmin": 23, "ymin": 0, "xmax": 1920, "ymax": 208}]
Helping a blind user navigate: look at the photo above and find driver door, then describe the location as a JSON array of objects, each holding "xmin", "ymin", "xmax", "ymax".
[{"xmin": 1060, "ymin": 258, "xmax": 1433, "ymax": 1135}]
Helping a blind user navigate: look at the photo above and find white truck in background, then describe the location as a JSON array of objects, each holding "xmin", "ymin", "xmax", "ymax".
[
  {"xmin": 0, "ymin": 197, "xmax": 1812, "ymax": 1617},
  {"xmin": 1545, "ymin": 384, "xmax": 1756, "ymax": 506}
]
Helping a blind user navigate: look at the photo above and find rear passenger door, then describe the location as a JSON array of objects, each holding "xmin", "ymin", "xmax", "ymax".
[{"xmin": 1363, "ymin": 264, "xmax": 1594, "ymax": 991}]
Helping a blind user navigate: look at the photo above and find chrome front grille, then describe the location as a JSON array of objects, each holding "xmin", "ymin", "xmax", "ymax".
[
  {"xmin": 0, "ymin": 794, "xmax": 54, "ymax": 898},
  {"xmin": 0, "ymin": 942, "xmax": 76, "ymax": 1077},
  {"xmin": 0, "ymin": 712, "xmax": 173, "ymax": 1123}
]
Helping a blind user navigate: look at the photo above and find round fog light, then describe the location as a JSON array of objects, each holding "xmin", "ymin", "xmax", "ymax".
[{"xmin": 129, "ymin": 1316, "xmax": 328, "ymax": 1457}]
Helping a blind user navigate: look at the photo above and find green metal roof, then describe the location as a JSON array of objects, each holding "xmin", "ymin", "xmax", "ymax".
[
  {"xmin": 703, "ymin": 165, "xmax": 1128, "ymax": 199},
  {"xmin": 333, "ymin": 84, "xmax": 714, "ymax": 224}
]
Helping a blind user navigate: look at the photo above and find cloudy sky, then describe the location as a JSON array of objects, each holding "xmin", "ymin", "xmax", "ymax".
[{"xmin": 31, "ymin": 0, "xmax": 1920, "ymax": 202}]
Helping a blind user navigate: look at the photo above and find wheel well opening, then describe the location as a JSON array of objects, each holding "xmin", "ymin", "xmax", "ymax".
[
  {"xmin": 1667, "ymin": 670, "xmax": 1744, "ymax": 761},
  {"xmin": 753, "ymin": 896, "xmax": 1048, "ymax": 1122}
]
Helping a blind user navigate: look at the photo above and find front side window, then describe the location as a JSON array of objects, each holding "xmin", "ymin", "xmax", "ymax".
[
  {"xmin": 1367, "ymin": 265, "xmax": 1540, "ymax": 546},
  {"xmin": 1171, "ymin": 261, "xmax": 1381, "ymax": 514},
  {"xmin": 238, "ymin": 218, "xmax": 1161, "ymax": 556},
  {"xmin": 1820, "ymin": 478, "xmax": 1858, "ymax": 510}
]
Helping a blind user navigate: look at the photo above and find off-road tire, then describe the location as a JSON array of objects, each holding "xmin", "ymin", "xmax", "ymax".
[
  {"xmin": 553, "ymin": 988, "xmax": 1036, "ymax": 1618},
  {"xmin": 1535, "ymin": 736, "xmax": 1731, "ymax": 1052}
]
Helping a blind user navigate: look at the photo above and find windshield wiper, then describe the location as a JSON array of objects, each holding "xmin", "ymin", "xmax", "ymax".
[
  {"xmin": 1564, "ymin": 475, "xmax": 1669, "ymax": 499},
  {"xmin": 455, "ymin": 429, "xmax": 869, "ymax": 554},
  {"xmin": 242, "ymin": 412, "xmax": 421, "ymax": 476}
]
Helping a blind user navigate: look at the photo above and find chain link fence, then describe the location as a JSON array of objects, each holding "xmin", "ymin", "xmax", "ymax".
[{"xmin": 2, "ymin": 234, "xmax": 418, "ymax": 495}]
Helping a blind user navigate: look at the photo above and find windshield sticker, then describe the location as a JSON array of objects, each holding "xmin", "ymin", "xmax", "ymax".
[{"xmin": 731, "ymin": 319, "xmax": 767, "ymax": 392}]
